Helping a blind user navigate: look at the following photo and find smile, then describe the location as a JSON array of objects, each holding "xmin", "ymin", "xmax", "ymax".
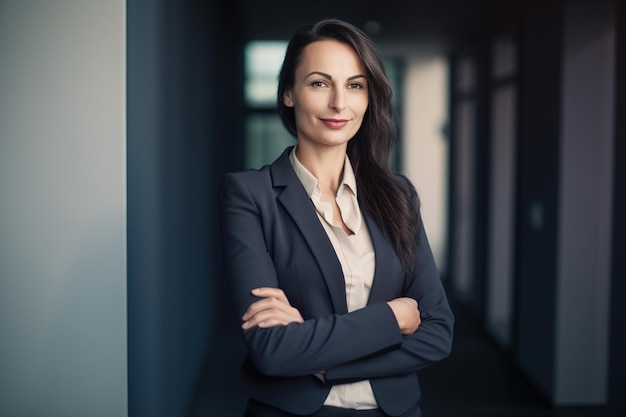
[{"xmin": 321, "ymin": 119, "xmax": 349, "ymax": 130}]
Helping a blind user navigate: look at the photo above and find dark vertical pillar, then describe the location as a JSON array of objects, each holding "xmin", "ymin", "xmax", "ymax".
[
  {"xmin": 513, "ymin": 0, "xmax": 563, "ymax": 400},
  {"xmin": 470, "ymin": 39, "xmax": 491, "ymax": 320},
  {"xmin": 127, "ymin": 2, "xmax": 166, "ymax": 415},
  {"xmin": 184, "ymin": 0, "xmax": 247, "ymax": 415},
  {"xmin": 607, "ymin": 2, "xmax": 626, "ymax": 416},
  {"xmin": 185, "ymin": 0, "xmax": 248, "ymax": 414},
  {"xmin": 127, "ymin": 1, "xmax": 244, "ymax": 416}
]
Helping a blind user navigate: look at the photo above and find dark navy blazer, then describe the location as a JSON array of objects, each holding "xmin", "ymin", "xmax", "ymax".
[{"xmin": 218, "ymin": 147, "xmax": 454, "ymax": 416}]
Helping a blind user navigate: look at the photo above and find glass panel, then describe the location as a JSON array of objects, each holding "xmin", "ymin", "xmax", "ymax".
[
  {"xmin": 486, "ymin": 85, "xmax": 517, "ymax": 348},
  {"xmin": 453, "ymin": 100, "xmax": 476, "ymax": 301},
  {"xmin": 245, "ymin": 113, "xmax": 294, "ymax": 169},
  {"xmin": 244, "ymin": 41, "xmax": 288, "ymax": 108},
  {"xmin": 401, "ymin": 56, "xmax": 449, "ymax": 277}
]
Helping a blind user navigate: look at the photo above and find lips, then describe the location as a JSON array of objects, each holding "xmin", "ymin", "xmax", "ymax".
[{"xmin": 321, "ymin": 118, "xmax": 349, "ymax": 129}]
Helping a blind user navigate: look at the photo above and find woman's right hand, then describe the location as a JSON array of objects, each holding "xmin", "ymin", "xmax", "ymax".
[
  {"xmin": 386, "ymin": 297, "xmax": 421, "ymax": 335},
  {"xmin": 242, "ymin": 287, "xmax": 304, "ymax": 330}
]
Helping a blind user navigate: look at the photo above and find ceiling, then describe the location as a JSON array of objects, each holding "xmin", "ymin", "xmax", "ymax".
[{"xmin": 234, "ymin": 0, "xmax": 536, "ymax": 52}]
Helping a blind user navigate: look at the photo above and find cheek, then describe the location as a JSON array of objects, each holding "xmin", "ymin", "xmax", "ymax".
[
  {"xmin": 355, "ymin": 95, "xmax": 369, "ymax": 113},
  {"xmin": 357, "ymin": 101, "xmax": 369, "ymax": 118},
  {"xmin": 293, "ymin": 100, "xmax": 320, "ymax": 121},
  {"xmin": 292, "ymin": 107, "xmax": 307, "ymax": 124}
]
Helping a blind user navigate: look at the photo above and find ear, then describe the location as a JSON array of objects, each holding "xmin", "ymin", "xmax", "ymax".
[{"xmin": 283, "ymin": 90, "xmax": 295, "ymax": 107}]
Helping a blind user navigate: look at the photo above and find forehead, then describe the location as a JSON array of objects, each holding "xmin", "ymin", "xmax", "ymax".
[{"xmin": 296, "ymin": 39, "xmax": 365, "ymax": 75}]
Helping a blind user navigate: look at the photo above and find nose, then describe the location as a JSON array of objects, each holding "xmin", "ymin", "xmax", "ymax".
[{"xmin": 328, "ymin": 88, "xmax": 346, "ymax": 112}]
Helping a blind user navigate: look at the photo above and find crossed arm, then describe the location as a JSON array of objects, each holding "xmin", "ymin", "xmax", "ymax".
[
  {"xmin": 236, "ymin": 282, "xmax": 450, "ymax": 381},
  {"xmin": 219, "ymin": 172, "xmax": 453, "ymax": 380},
  {"xmin": 242, "ymin": 287, "xmax": 421, "ymax": 336}
]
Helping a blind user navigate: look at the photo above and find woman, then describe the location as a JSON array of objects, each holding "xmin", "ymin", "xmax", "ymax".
[{"xmin": 219, "ymin": 18, "xmax": 454, "ymax": 417}]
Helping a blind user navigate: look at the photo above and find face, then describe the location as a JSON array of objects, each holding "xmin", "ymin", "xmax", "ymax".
[{"xmin": 283, "ymin": 40, "xmax": 369, "ymax": 150}]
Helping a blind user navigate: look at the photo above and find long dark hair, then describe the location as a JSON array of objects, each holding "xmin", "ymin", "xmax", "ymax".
[{"xmin": 277, "ymin": 18, "xmax": 421, "ymax": 271}]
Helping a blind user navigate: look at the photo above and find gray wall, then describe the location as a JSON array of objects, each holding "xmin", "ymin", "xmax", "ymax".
[
  {"xmin": 607, "ymin": 3, "xmax": 626, "ymax": 416},
  {"xmin": 0, "ymin": 1, "xmax": 127, "ymax": 416},
  {"xmin": 516, "ymin": 0, "xmax": 615, "ymax": 405},
  {"xmin": 555, "ymin": 0, "xmax": 614, "ymax": 404}
]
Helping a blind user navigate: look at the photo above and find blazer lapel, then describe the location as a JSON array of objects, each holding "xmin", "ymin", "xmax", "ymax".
[
  {"xmin": 270, "ymin": 148, "xmax": 348, "ymax": 314},
  {"xmin": 363, "ymin": 210, "xmax": 401, "ymax": 304}
]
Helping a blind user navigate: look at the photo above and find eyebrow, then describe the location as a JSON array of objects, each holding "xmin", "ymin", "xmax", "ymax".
[{"xmin": 305, "ymin": 71, "xmax": 367, "ymax": 81}]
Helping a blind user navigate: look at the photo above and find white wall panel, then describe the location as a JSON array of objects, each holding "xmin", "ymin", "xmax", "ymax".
[{"xmin": 0, "ymin": 1, "xmax": 127, "ymax": 415}]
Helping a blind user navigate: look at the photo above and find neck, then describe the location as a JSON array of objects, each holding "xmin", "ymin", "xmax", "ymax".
[{"xmin": 295, "ymin": 143, "xmax": 346, "ymax": 193}]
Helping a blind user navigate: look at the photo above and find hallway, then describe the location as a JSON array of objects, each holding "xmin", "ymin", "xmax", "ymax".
[
  {"xmin": 1, "ymin": 2, "xmax": 623, "ymax": 416},
  {"xmin": 189, "ymin": 298, "xmax": 606, "ymax": 417},
  {"xmin": 418, "ymin": 300, "xmax": 605, "ymax": 417}
]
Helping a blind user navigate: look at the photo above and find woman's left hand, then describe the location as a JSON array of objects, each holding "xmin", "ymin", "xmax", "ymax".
[{"xmin": 242, "ymin": 287, "xmax": 304, "ymax": 330}]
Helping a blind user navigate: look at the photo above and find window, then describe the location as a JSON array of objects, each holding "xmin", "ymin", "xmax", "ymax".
[
  {"xmin": 244, "ymin": 41, "xmax": 294, "ymax": 168},
  {"xmin": 245, "ymin": 41, "xmax": 288, "ymax": 108}
]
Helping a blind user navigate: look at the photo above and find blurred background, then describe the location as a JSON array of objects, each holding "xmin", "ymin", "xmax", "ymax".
[{"xmin": 0, "ymin": 0, "xmax": 624, "ymax": 416}]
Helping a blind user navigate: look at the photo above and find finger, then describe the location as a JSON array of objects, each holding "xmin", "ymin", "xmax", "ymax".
[
  {"xmin": 243, "ymin": 297, "xmax": 291, "ymax": 320},
  {"xmin": 243, "ymin": 297, "xmax": 292, "ymax": 320},
  {"xmin": 257, "ymin": 318, "xmax": 291, "ymax": 328},
  {"xmin": 251, "ymin": 287, "xmax": 289, "ymax": 304},
  {"xmin": 248, "ymin": 304, "xmax": 301, "ymax": 324},
  {"xmin": 251, "ymin": 288, "xmax": 289, "ymax": 305},
  {"xmin": 243, "ymin": 302, "xmax": 304, "ymax": 329},
  {"xmin": 242, "ymin": 308, "xmax": 294, "ymax": 329},
  {"xmin": 252, "ymin": 311, "xmax": 293, "ymax": 328}
]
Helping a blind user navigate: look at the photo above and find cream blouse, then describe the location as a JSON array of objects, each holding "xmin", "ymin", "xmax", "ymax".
[{"xmin": 289, "ymin": 148, "xmax": 377, "ymax": 410}]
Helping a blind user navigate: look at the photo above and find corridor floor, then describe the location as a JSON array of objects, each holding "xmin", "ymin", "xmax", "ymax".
[{"xmin": 417, "ymin": 300, "xmax": 605, "ymax": 417}]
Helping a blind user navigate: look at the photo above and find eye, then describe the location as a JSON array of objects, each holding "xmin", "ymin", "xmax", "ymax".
[
  {"xmin": 311, "ymin": 80, "xmax": 328, "ymax": 88},
  {"xmin": 348, "ymin": 82, "xmax": 364, "ymax": 89}
]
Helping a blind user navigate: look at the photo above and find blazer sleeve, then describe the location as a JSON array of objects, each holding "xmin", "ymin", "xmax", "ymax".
[
  {"xmin": 219, "ymin": 172, "xmax": 404, "ymax": 377},
  {"xmin": 324, "ymin": 220, "xmax": 454, "ymax": 383}
]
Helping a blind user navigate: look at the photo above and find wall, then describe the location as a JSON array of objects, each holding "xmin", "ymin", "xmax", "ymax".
[
  {"xmin": 515, "ymin": 0, "xmax": 615, "ymax": 405},
  {"xmin": 402, "ymin": 56, "xmax": 449, "ymax": 275},
  {"xmin": 515, "ymin": 1, "xmax": 563, "ymax": 400},
  {"xmin": 451, "ymin": 56, "xmax": 478, "ymax": 303},
  {"xmin": 607, "ymin": 2, "xmax": 626, "ymax": 416},
  {"xmin": 485, "ymin": 35, "xmax": 517, "ymax": 348},
  {"xmin": 555, "ymin": 0, "xmax": 614, "ymax": 404},
  {"xmin": 0, "ymin": 1, "xmax": 127, "ymax": 416},
  {"xmin": 127, "ymin": 1, "xmax": 245, "ymax": 416}
]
